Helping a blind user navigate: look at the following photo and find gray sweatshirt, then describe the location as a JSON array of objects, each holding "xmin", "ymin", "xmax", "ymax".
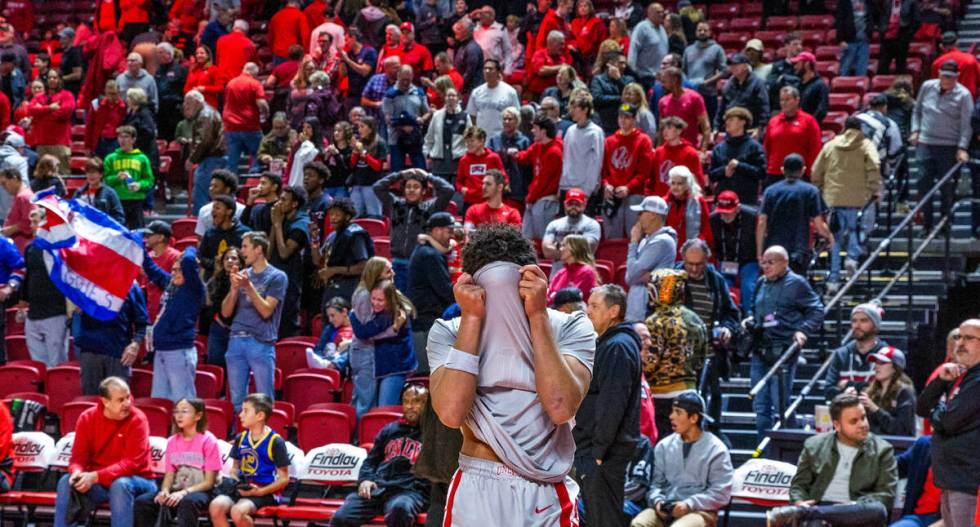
[
  {"xmin": 116, "ymin": 69, "xmax": 159, "ymax": 113},
  {"xmin": 627, "ymin": 20, "xmax": 668, "ymax": 81},
  {"xmin": 646, "ymin": 430, "xmax": 733, "ymax": 512},
  {"xmin": 561, "ymin": 121, "xmax": 604, "ymax": 194},
  {"xmin": 625, "ymin": 225, "xmax": 677, "ymax": 321},
  {"xmin": 683, "ymin": 40, "xmax": 727, "ymax": 95},
  {"xmin": 912, "ymin": 79, "xmax": 973, "ymax": 149}
]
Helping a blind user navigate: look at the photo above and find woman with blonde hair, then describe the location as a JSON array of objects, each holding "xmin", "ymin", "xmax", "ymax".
[
  {"xmin": 542, "ymin": 65, "xmax": 586, "ymax": 117},
  {"xmin": 547, "ymin": 234, "xmax": 600, "ymax": 304},
  {"xmin": 663, "ymin": 165, "xmax": 713, "ymax": 258},
  {"xmin": 608, "ymin": 18, "xmax": 630, "ymax": 56},
  {"xmin": 592, "ymin": 39, "xmax": 624, "ymax": 75},
  {"xmin": 350, "ymin": 279, "xmax": 417, "ymax": 406},
  {"xmin": 30, "ymin": 154, "xmax": 67, "ymax": 196},
  {"xmin": 348, "ymin": 256, "xmax": 396, "ymax": 416},
  {"xmin": 622, "ymin": 82, "xmax": 657, "ymax": 137}
]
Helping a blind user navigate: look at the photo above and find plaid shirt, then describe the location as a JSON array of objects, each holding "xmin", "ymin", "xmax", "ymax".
[{"xmin": 362, "ymin": 73, "xmax": 393, "ymax": 122}]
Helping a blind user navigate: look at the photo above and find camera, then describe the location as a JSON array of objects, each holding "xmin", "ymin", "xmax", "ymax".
[
  {"xmin": 236, "ymin": 480, "xmax": 253, "ymax": 491},
  {"xmin": 660, "ymin": 500, "xmax": 677, "ymax": 520}
]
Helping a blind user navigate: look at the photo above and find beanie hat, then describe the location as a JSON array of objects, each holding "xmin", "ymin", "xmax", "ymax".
[{"xmin": 851, "ymin": 302, "xmax": 883, "ymax": 331}]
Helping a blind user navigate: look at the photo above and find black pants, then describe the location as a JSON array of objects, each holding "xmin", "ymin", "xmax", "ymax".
[
  {"xmin": 121, "ymin": 200, "xmax": 145, "ymax": 229},
  {"xmin": 425, "ymin": 482, "xmax": 448, "ymax": 527},
  {"xmin": 134, "ymin": 490, "xmax": 211, "ymax": 527},
  {"xmin": 574, "ymin": 454, "xmax": 630, "ymax": 527},
  {"xmin": 330, "ymin": 490, "xmax": 426, "ymax": 527},
  {"xmin": 877, "ymin": 31, "xmax": 913, "ymax": 74},
  {"xmin": 916, "ymin": 144, "xmax": 959, "ymax": 232},
  {"xmin": 797, "ymin": 501, "xmax": 889, "ymax": 527}
]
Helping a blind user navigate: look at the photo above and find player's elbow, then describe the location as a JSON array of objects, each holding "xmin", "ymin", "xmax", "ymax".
[
  {"xmin": 544, "ymin": 398, "xmax": 580, "ymax": 425},
  {"xmin": 432, "ymin": 396, "xmax": 468, "ymax": 428}
]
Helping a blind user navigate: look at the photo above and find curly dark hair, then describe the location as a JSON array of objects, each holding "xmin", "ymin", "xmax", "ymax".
[
  {"xmin": 327, "ymin": 197, "xmax": 356, "ymax": 219},
  {"xmin": 462, "ymin": 224, "xmax": 537, "ymax": 275}
]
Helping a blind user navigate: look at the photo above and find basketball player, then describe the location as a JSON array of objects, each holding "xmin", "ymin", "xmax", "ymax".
[{"xmin": 427, "ymin": 224, "xmax": 596, "ymax": 526}]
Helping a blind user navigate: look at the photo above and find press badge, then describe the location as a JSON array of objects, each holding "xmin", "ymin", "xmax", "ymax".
[
  {"xmin": 721, "ymin": 261, "xmax": 738, "ymax": 275},
  {"xmin": 763, "ymin": 313, "xmax": 778, "ymax": 328}
]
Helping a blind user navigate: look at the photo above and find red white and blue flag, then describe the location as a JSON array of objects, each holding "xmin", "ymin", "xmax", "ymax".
[{"xmin": 32, "ymin": 189, "xmax": 144, "ymax": 320}]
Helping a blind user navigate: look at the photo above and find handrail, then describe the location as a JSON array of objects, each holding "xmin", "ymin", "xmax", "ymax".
[
  {"xmin": 747, "ymin": 160, "xmax": 966, "ymax": 451},
  {"xmin": 752, "ymin": 205, "xmax": 956, "ymax": 457}
]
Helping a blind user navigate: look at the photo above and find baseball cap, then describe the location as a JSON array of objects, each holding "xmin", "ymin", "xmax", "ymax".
[
  {"xmin": 714, "ymin": 190, "xmax": 740, "ymax": 214},
  {"xmin": 941, "ymin": 31, "xmax": 958, "ymax": 45},
  {"xmin": 673, "ymin": 391, "xmax": 713, "ymax": 424},
  {"xmin": 940, "ymin": 60, "xmax": 959, "ymax": 76},
  {"xmin": 618, "ymin": 103, "xmax": 638, "ymax": 117},
  {"xmin": 3, "ymin": 132, "xmax": 24, "ymax": 148},
  {"xmin": 58, "ymin": 27, "xmax": 76, "ymax": 40},
  {"xmin": 142, "ymin": 220, "xmax": 172, "ymax": 238},
  {"xmin": 744, "ymin": 39, "xmax": 764, "ymax": 52},
  {"xmin": 564, "ymin": 188, "xmax": 587, "ymax": 205},
  {"xmin": 630, "ymin": 195, "xmax": 669, "ymax": 216},
  {"xmin": 790, "ymin": 51, "xmax": 817, "ymax": 64},
  {"xmin": 729, "ymin": 52, "xmax": 751, "ymax": 65},
  {"xmin": 552, "ymin": 287, "xmax": 584, "ymax": 307},
  {"xmin": 869, "ymin": 347, "xmax": 907, "ymax": 370},
  {"xmin": 426, "ymin": 211, "xmax": 454, "ymax": 230},
  {"xmin": 783, "ymin": 153, "xmax": 805, "ymax": 172},
  {"xmin": 400, "ymin": 21, "xmax": 414, "ymax": 32}
]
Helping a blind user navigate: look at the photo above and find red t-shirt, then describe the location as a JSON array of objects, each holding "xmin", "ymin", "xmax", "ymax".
[
  {"xmin": 456, "ymin": 150, "xmax": 505, "ymax": 205},
  {"xmin": 399, "ymin": 42, "xmax": 434, "ymax": 77},
  {"xmin": 602, "ymin": 128, "xmax": 654, "ymax": 194},
  {"xmin": 648, "ymin": 141, "xmax": 704, "ymax": 196},
  {"xmin": 528, "ymin": 48, "xmax": 573, "ymax": 96},
  {"xmin": 5, "ymin": 187, "xmax": 33, "ymax": 253},
  {"xmin": 763, "ymin": 110, "xmax": 822, "ymax": 176},
  {"xmin": 516, "ymin": 138, "xmax": 564, "ymax": 203},
  {"xmin": 376, "ymin": 44, "xmax": 403, "ymax": 72},
  {"xmin": 571, "ymin": 16, "xmax": 608, "ymax": 59},
  {"xmin": 303, "ymin": 0, "xmax": 329, "ymax": 28},
  {"xmin": 546, "ymin": 263, "xmax": 597, "ymax": 303},
  {"xmin": 96, "ymin": 0, "xmax": 118, "ymax": 32},
  {"xmin": 268, "ymin": 5, "xmax": 311, "ymax": 58},
  {"xmin": 0, "ymin": 91, "xmax": 10, "ymax": 131},
  {"xmin": 464, "ymin": 202, "xmax": 522, "ymax": 228},
  {"xmin": 215, "ymin": 31, "xmax": 258, "ymax": 85},
  {"xmin": 270, "ymin": 60, "xmax": 301, "ymax": 88},
  {"xmin": 222, "ymin": 74, "xmax": 266, "ymax": 132},
  {"xmin": 534, "ymin": 9, "xmax": 570, "ymax": 53},
  {"xmin": 146, "ymin": 246, "xmax": 181, "ymax": 323},
  {"xmin": 658, "ymin": 88, "xmax": 707, "ymax": 147},
  {"xmin": 119, "ymin": 0, "xmax": 150, "ymax": 25}
]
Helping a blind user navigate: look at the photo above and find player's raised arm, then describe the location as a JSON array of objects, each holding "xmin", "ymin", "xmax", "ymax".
[{"xmin": 430, "ymin": 273, "xmax": 484, "ymax": 428}]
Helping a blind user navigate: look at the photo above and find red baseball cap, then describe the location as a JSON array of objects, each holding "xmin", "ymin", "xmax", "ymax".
[
  {"xmin": 564, "ymin": 188, "xmax": 587, "ymax": 204},
  {"xmin": 790, "ymin": 51, "xmax": 817, "ymax": 64},
  {"xmin": 714, "ymin": 190, "xmax": 740, "ymax": 214},
  {"xmin": 400, "ymin": 22, "xmax": 415, "ymax": 33}
]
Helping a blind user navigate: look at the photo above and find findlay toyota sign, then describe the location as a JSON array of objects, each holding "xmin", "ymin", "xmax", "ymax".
[
  {"xmin": 732, "ymin": 459, "xmax": 797, "ymax": 506},
  {"xmin": 303, "ymin": 444, "xmax": 367, "ymax": 482}
]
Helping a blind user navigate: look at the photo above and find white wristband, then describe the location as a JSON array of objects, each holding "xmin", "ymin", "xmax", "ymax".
[{"xmin": 444, "ymin": 348, "xmax": 480, "ymax": 376}]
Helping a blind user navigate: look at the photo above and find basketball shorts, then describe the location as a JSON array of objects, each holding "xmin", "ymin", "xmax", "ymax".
[{"xmin": 443, "ymin": 454, "xmax": 580, "ymax": 527}]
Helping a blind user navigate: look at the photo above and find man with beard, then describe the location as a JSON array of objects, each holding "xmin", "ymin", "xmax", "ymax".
[
  {"xmin": 408, "ymin": 213, "xmax": 456, "ymax": 375},
  {"xmin": 463, "ymin": 170, "xmax": 522, "ymax": 230},
  {"xmin": 542, "ymin": 188, "xmax": 601, "ymax": 277},
  {"xmin": 682, "ymin": 22, "xmax": 726, "ymax": 123},
  {"xmin": 314, "ymin": 198, "xmax": 375, "ymax": 304},
  {"xmin": 767, "ymin": 393, "xmax": 897, "ymax": 526}
]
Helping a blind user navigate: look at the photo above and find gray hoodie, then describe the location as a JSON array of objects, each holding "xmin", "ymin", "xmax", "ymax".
[
  {"xmin": 625, "ymin": 225, "xmax": 677, "ymax": 321},
  {"xmin": 646, "ymin": 430, "xmax": 733, "ymax": 512},
  {"xmin": 116, "ymin": 68, "xmax": 159, "ymax": 113},
  {"xmin": 560, "ymin": 120, "xmax": 604, "ymax": 195}
]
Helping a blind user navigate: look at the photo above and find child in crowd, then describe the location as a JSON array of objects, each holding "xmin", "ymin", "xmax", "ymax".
[
  {"xmin": 306, "ymin": 295, "xmax": 354, "ymax": 377},
  {"xmin": 134, "ymin": 398, "xmax": 221, "ymax": 527},
  {"xmin": 209, "ymin": 394, "xmax": 290, "ymax": 527}
]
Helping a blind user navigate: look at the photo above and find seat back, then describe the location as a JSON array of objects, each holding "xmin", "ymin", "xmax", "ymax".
[
  {"xmin": 11, "ymin": 431, "xmax": 56, "ymax": 472},
  {"xmin": 60, "ymin": 401, "xmax": 96, "ymax": 434},
  {"xmin": 283, "ymin": 373, "xmax": 339, "ymax": 415},
  {"xmin": 358, "ymin": 410, "xmax": 402, "ymax": 446},
  {"xmin": 297, "ymin": 409, "xmax": 352, "ymax": 451},
  {"xmin": 308, "ymin": 402, "xmax": 356, "ymax": 434},
  {"xmin": 198, "ymin": 364, "xmax": 225, "ymax": 397},
  {"xmin": 0, "ymin": 364, "xmax": 42, "ymax": 398},
  {"xmin": 137, "ymin": 403, "xmax": 172, "ymax": 437},
  {"xmin": 149, "ymin": 436, "xmax": 169, "ymax": 476},
  {"xmin": 170, "ymin": 217, "xmax": 197, "ymax": 240},
  {"xmin": 206, "ymin": 404, "xmax": 232, "ymax": 440},
  {"xmin": 5, "ymin": 334, "xmax": 28, "ymax": 361},
  {"xmin": 130, "ymin": 368, "xmax": 154, "ymax": 398},
  {"xmin": 195, "ymin": 370, "xmax": 220, "ymax": 399},
  {"xmin": 268, "ymin": 408, "xmax": 290, "ymax": 438},
  {"xmin": 276, "ymin": 341, "xmax": 312, "ymax": 379}
]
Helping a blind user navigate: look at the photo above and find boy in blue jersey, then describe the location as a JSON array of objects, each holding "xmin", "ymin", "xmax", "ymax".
[{"xmin": 209, "ymin": 393, "xmax": 290, "ymax": 527}]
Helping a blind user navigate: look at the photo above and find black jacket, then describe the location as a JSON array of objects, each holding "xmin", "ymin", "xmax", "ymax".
[
  {"xmin": 708, "ymin": 134, "xmax": 766, "ymax": 206},
  {"xmin": 716, "ymin": 74, "xmax": 769, "ymax": 131},
  {"xmin": 916, "ymin": 362, "xmax": 980, "ymax": 493},
  {"xmin": 155, "ymin": 61, "xmax": 189, "ymax": 110},
  {"xmin": 123, "ymin": 103, "xmax": 160, "ymax": 171},
  {"xmin": 835, "ymin": 0, "xmax": 882, "ymax": 43},
  {"xmin": 407, "ymin": 242, "xmax": 453, "ymax": 332},
  {"xmin": 679, "ymin": 264, "xmax": 740, "ymax": 337},
  {"xmin": 573, "ymin": 322, "xmax": 641, "ymax": 461},
  {"xmin": 591, "ymin": 72, "xmax": 635, "ymax": 135},
  {"xmin": 22, "ymin": 244, "xmax": 66, "ymax": 320},
  {"xmin": 823, "ymin": 339, "xmax": 890, "ymax": 400},
  {"xmin": 867, "ymin": 384, "xmax": 916, "ymax": 437},
  {"xmin": 359, "ymin": 419, "xmax": 427, "ymax": 495},
  {"xmin": 75, "ymin": 183, "xmax": 125, "ymax": 224},
  {"xmin": 198, "ymin": 220, "xmax": 250, "ymax": 280},
  {"xmin": 709, "ymin": 205, "xmax": 758, "ymax": 265},
  {"xmin": 799, "ymin": 75, "xmax": 829, "ymax": 124},
  {"xmin": 373, "ymin": 171, "xmax": 454, "ymax": 259}
]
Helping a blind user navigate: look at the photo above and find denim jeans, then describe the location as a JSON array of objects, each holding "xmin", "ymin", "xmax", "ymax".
[
  {"xmin": 192, "ymin": 156, "xmax": 228, "ymax": 216},
  {"xmin": 392, "ymin": 258, "xmax": 410, "ymax": 294},
  {"xmin": 325, "ymin": 186, "xmax": 350, "ymax": 199},
  {"xmin": 207, "ymin": 323, "xmax": 230, "ymax": 368},
  {"xmin": 889, "ymin": 513, "xmax": 942, "ymax": 527},
  {"xmin": 226, "ymin": 335, "xmax": 276, "ymax": 411},
  {"xmin": 350, "ymin": 342, "xmax": 377, "ymax": 418},
  {"xmin": 351, "ymin": 185, "xmax": 383, "ymax": 218},
  {"xmin": 225, "ymin": 130, "xmax": 263, "ymax": 173},
  {"xmin": 749, "ymin": 352, "xmax": 797, "ymax": 443},
  {"xmin": 54, "ymin": 473, "xmax": 157, "ymax": 527},
  {"xmin": 723, "ymin": 262, "xmax": 759, "ymax": 316},
  {"xmin": 377, "ymin": 373, "xmax": 408, "ymax": 406},
  {"xmin": 839, "ymin": 40, "xmax": 870, "ymax": 76},
  {"xmin": 829, "ymin": 207, "xmax": 863, "ymax": 281},
  {"xmin": 389, "ymin": 143, "xmax": 426, "ymax": 172},
  {"xmin": 151, "ymin": 348, "xmax": 198, "ymax": 401}
]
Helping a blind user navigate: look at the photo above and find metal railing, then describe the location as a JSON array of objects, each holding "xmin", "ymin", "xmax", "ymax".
[{"xmin": 748, "ymin": 160, "xmax": 967, "ymax": 457}]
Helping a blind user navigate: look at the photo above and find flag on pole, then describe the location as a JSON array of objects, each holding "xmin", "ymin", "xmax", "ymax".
[{"xmin": 31, "ymin": 189, "xmax": 144, "ymax": 320}]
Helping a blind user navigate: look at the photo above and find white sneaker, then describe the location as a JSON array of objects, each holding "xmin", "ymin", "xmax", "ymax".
[{"xmin": 844, "ymin": 258, "xmax": 859, "ymax": 277}]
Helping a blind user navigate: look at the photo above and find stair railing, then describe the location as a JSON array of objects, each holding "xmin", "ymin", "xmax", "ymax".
[{"xmin": 748, "ymin": 160, "xmax": 966, "ymax": 457}]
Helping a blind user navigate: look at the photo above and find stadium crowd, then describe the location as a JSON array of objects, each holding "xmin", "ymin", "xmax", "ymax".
[{"xmin": 0, "ymin": 0, "xmax": 975, "ymax": 525}]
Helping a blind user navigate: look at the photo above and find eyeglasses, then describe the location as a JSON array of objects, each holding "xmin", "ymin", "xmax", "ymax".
[
  {"xmin": 173, "ymin": 409, "xmax": 196, "ymax": 415},
  {"xmin": 953, "ymin": 334, "xmax": 978, "ymax": 342}
]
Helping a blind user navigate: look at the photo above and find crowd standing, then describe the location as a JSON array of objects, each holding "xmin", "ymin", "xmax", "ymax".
[{"xmin": 0, "ymin": 0, "xmax": 975, "ymax": 526}]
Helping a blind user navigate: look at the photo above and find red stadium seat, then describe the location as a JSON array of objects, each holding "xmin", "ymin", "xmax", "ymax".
[
  {"xmin": 596, "ymin": 239, "xmax": 629, "ymax": 267},
  {"xmin": 830, "ymin": 76, "xmax": 868, "ymax": 95},
  {"xmin": 137, "ymin": 403, "xmax": 171, "ymax": 436},
  {"xmin": 861, "ymin": 92, "xmax": 882, "ymax": 108},
  {"xmin": 198, "ymin": 364, "xmax": 225, "ymax": 397},
  {"xmin": 352, "ymin": 218, "xmax": 388, "ymax": 237},
  {"xmin": 6, "ymin": 391, "xmax": 49, "ymax": 408},
  {"xmin": 815, "ymin": 61, "xmax": 840, "ymax": 80},
  {"xmin": 276, "ymin": 340, "xmax": 312, "ymax": 379},
  {"xmin": 0, "ymin": 364, "xmax": 42, "ymax": 398},
  {"xmin": 708, "ymin": 3, "xmax": 740, "ymax": 17},
  {"xmin": 131, "ymin": 368, "xmax": 153, "ymax": 398},
  {"xmin": 308, "ymin": 402, "xmax": 356, "ymax": 434},
  {"xmin": 5, "ymin": 308, "xmax": 22, "ymax": 336},
  {"xmin": 70, "ymin": 125, "xmax": 85, "ymax": 140},
  {"xmin": 297, "ymin": 409, "xmax": 352, "ymax": 450},
  {"xmin": 373, "ymin": 237, "xmax": 391, "ymax": 258},
  {"xmin": 45, "ymin": 364, "xmax": 81, "ymax": 415},
  {"xmin": 268, "ymin": 408, "xmax": 290, "ymax": 437},
  {"xmin": 594, "ymin": 260, "xmax": 614, "ymax": 286},
  {"xmin": 822, "ymin": 112, "xmax": 848, "ymax": 134},
  {"xmin": 766, "ymin": 16, "xmax": 798, "ymax": 30},
  {"xmin": 907, "ymin": 42, "xmax": 934, "ymax": 62},
  {"xmin": 341, "ymin": 378, "xmax": 353, "ymax": 404},
  {"xmin": 358, "ymin": 409, "xmax": 402, "ymax": 447},
  {"xmin": 174, "ymin": 237, "xmax": 198, "ymax": 250},
  {"xmin": 283, "ymin": 373, "xmax": 339, "ymax": 415},
  {"xmin": 742, "ymin": 2, "xmax": 763, "ymax": 16},
  {"xmin": 799, "ymin": 14, "xmax": 834, "ymax": 28},
  {"xmin": 717, "ymin": 32, "xmax": 749, "ymax": 50},
  {"xmin": 195, "ymin": 370, "xmax": 220, "ymax": 399},
  {"xmin": 5, "ymin": 334, "xmax": 29, "ymax": 362},
  {"xmin": 728, "ymin": 18, "xmax": 761, "ymax": 32},
  {"xmin": 815, "ymin": 46, "xmax": 840, "ymax": 61},
  {"xmin": 8, "ymin": 359, "xmax": 46, "ymax": 379},
  {"xmin": 170, "ymin": 217, "xmax": 197, "ymax": 240},
  {"xmin": 60, "ymin": 400, "xmax": 96, "ymax": 434},
  {"xmin": 205, "ymin": 403, "xmax": 231, "ymax": 439},
  {"xmin": 800, "ymin": 30, "xmax": 825, "ymax": 49},
  {"xmin": 870, "ymin": 74, "xmax": 912, "ymax": 93},
  {"xmin": 708, "ymin": 19, "xmax": 729, "ymax": 34},
  {"xmin": 311, "ymin": 314, "xmax": 324, "ymax": 339},
  {"xmin": 828, "ymin": 93, "xmax": 860, "ymax": 113},
  {"xmin": 615, "ymin": 264, "xmax": 628, "ymax": 289},
  {"xmin": 275, "ymin": 401, "xmax": 296, "ymax": 424}
]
